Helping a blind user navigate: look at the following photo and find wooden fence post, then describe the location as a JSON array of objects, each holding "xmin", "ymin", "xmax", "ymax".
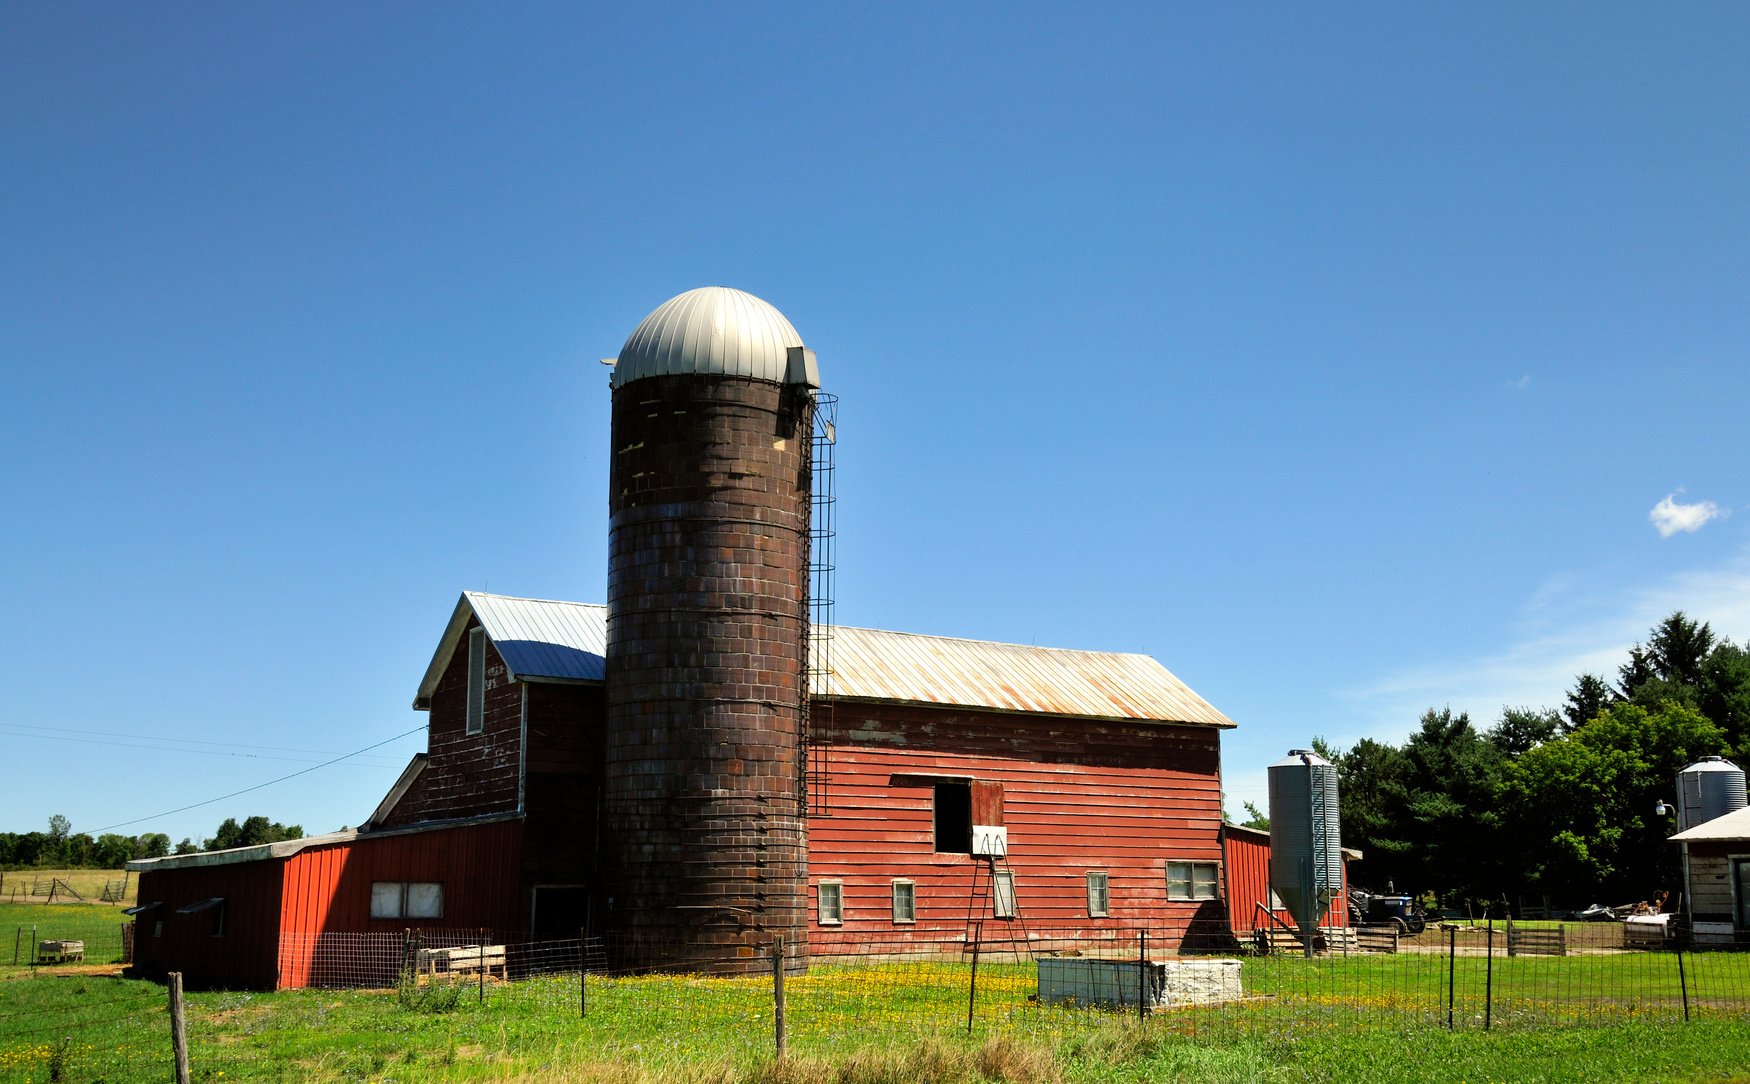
[{"xmin": 168, "ymin": 971, "xmax": 191, "ymax": 1084}]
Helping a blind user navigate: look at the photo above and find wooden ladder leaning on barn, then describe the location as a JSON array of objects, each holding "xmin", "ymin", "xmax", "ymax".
[{"xmin": 965, "ymin": 852, "xmax": 1035, "ymax": 960}]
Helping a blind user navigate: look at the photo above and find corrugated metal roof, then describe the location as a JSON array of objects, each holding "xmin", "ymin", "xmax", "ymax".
[
  {"xmin": 824, "ymin": 624, "xmax": 1234, "ymax": 727},
  {"xmin": 1670, "ymin": 804, "xmax": 1750, "ymax": 842},
  {"xmin": 612, "ymin": 286, "xmax": 804, "ymax": 388},
  {"xmin": 417, "ymin": 593, "xmax": 1233, "ymax": 728},
  {"xmin": 470, "ymin": 592, "xmax": 608, "ymax": 682}
]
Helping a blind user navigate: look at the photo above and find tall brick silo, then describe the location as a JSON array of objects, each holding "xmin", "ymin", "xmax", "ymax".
[{"xmin": 602, "ymin": 286, "xmax": 819, "ymax": 973}]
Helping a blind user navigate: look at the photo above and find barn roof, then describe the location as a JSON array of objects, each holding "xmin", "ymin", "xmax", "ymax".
[
  {"xmin": 126, "ymin": 812, "xmax": 521, "ymax": 872},
  {"xmin": 1670, "ymin": 804, "xmax": 1750, "ymax": 842},
  {"xmin": 416, "ymin": 591, "xmax": 1235, "ymax": 728}
]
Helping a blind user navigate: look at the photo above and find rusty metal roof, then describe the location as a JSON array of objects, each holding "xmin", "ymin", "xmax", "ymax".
[
  {"xmin": 416, "ymin": 593, "xmax": 1233, "ymax": 728},
  {"xmin": 821, "ymin": 624, "xmax": 1233, "ymax": 727}
]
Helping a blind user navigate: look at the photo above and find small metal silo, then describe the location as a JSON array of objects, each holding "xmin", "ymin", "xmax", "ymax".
[
  {"xmin": 1268, "ymin": 749, "xmax": 1343, "ymax": 939},
  {"xmin": 1676, "ymin": 756, "xmax": 1747, "ymax": 831}
]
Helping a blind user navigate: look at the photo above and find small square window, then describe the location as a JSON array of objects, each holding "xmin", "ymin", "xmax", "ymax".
[
  {"xmin": 817, "ymin": 881, "xmax": 843, "ymax": 926},
  {"xmin": 371, "ymin": 881, "xmax": 405, "ymax": 919},
  {"xmin": 992, "ymin": 870, "xmax": 1017, "ymax": 919},
  {"xmin": 1167, "ymin": 860, "xmax": 1219, "ymax": 901},
  {"xmin": 406, "ymin": 882, "xmax": 444, "ymax": 919},
  {"xmin": 1086, "ymin": 871, "xmax": 1110, "ymax": 918},
  {"xmin": 892, "ymin": 880, "xmax": 916, "ymax": 924}
]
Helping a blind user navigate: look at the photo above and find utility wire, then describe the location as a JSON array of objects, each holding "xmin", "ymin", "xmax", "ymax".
[
  {"xmin": 0, "ymin": 727, "xmax": 402, "ymax": 766},
  {"xmin": 89, "ymin": 725, "xmax": 426, "ymax": 834},
  {"xmin": 0, "ymin": 720, "xmax": 405, "ymax": 759}
]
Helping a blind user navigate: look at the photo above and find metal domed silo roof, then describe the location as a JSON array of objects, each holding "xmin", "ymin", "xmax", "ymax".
[{"xmin": 613, "ymin": 286, "xmax": 804, "ymax": 388}]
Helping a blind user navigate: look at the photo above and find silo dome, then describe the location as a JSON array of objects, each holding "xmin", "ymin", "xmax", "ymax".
[{"xmin": 613, "ymin": 286, "xmax": 804, "ymax": 388}]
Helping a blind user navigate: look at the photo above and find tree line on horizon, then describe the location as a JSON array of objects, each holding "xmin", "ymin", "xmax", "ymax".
[
  {"xmin": 1303, "ymin": 611, "xmax": 1750, "ymax": 911},
  {"xmin": 0, "ymin": 814, "xmax": 308, "ymax": 870}
]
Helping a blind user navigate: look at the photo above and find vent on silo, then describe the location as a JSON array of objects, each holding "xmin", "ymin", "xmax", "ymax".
[
  {"xmin": 1268, "ymin": 749, "xmax": 1343, "ymax": 936},
  {"xmin": 1677, "ymin": 756, "xmax": 1747, "ymax": 831}
]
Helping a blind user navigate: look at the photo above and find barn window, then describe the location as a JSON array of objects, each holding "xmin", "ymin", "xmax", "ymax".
[
  {"xmin": 1167, "ymin": 861, "xmax": 1219, "ymax": 901},
  {"xmin": 177, "ymin": 897, "xmax": 226, "ymax": 936},
  {"xmin": 933, "ymin": 783, "xmax": 971, "ymax": 853},
  {"xmin": 372, "ymin": 881, "xmax": 445, "ymax": 919},
  {"xmin": 1086, "ymin": 872, "xmax": 1110, "ymax": 918},
  {"xmin": 992, "ymin": 870, "xmax": 1017, "ymax": 919},
  {"xmin": 891, "ymin": 879, "xmax": 916, "ymax": 924},
  {"xmin": 817, "ymin": 880, "xmax": 843, "ymax": 926},
  {"xmin": 466, "ymin": 627, "xmax": 487, "ymax": 735}
]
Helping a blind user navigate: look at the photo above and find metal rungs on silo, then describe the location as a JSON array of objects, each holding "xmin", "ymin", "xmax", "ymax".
[{"xmin": 804, "ymin": 393, "xmax": 838, "ymax": 816}]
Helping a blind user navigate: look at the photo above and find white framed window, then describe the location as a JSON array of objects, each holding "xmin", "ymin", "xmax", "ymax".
[
  {"xmin": 992, "ymin": 870, "xmax": 1017, "ymax": 919},
  {"xmin": 891, "ymin": 879, "xmax": 916, "ymax": 924},
  {"xmin": 466, "ymin": 627, "xmax": 487, "ymax": 735},
  {"xmin": 1086, "ymin": 871, "xmax": 1110, "ymax": 918},
  {"xmin": 371, "ymin": 881, "xmax": 445, "ymax": 919},
  {"xmin": 1167, "ymin": 860, "xmax": 1220, "ymax": 901},
  {"xmin": 817, "ymin": 880, "xmax": 844, "ymax": 926}
]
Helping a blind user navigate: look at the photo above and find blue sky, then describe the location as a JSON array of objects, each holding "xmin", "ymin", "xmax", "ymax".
[{"xmin": 3, "ymin": 3, "xmax": 1747, "ymax": 846}]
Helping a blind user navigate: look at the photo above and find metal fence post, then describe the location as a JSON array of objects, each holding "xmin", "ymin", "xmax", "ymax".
[
  {"xmin": 772, "ymin": 935, "xmax": 787, "ymax": 1059},
  {"xmin": 1446, "ymin": 925, "xmax": 1456, "ymax": 1031},
  {"xmin": 1484, "ymin": 918, "xmax": 1494, "ymax": 1031},
  {"xmin": 967, "ymin": 921, "xmax": 982, "ymax": 1037},
  {"xmin": 579, "ymin": 927, "xmax": 587, "ymax": 1019},
  {"xmin": 1138, "ymin": 930, "xmax": 1149, "ymax": 1021},
  {"xmin": 1677, "ymin": 940, "xmax": 1690, "ymax": 1022}
]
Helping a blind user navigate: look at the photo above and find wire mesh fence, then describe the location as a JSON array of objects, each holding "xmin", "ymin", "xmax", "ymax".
[
  {"xmin": 5, "ymin": 916, "xmax": 1750, "ymax": 1081},
  {"xmin": 258, "ymin": 918, "xmax": 1750, "ymax": 1039},
  {"xmin": 5, "ymin": 915, "xmax": 130, "ymax": 970}
]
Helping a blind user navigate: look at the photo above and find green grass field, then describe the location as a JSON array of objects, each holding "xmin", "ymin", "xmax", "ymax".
[
  {"xmin": 0, "ymin": 871, "xmax": 134, "ymax": 908},
  {"xmin": 4, "ymin": 951, "xmax": 1750, "ymax": 1083}
]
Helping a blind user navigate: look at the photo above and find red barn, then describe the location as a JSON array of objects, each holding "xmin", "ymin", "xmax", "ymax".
[
  {"xmin": 128, "ymin": 287, "xmax": 1242, "ymax": 987},
  {"xmin": 130, "ymin": 592, "xmax": 1237, "ymax": 987}
]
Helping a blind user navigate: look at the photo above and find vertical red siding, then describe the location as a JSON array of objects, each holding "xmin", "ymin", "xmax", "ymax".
[
  {"xmin": 277, "ymin": 820, "xmax": 523, "ymax": 987},
  {"xmin": 133, "ymin": 861, "xmax": 284, "ymax": 989}
]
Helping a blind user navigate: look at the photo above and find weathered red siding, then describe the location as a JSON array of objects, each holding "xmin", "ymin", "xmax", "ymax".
[
  {"xmin": 133, "ymin": 861, "xmax": 284, "ymax": 990},
  {"xmin": 519, "ymin": 682, "xmax": 606, "ymax": 929},
  {"xmin": 806, "ymin": 701, "xmax": 1227, "ymax": 953},
  {"xmin": 387, "ymin": 616, "xmax": 523, "ymax": 825}
]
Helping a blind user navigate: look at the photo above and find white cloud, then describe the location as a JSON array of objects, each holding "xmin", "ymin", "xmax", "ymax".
[
  {"xmin": 1341, "ymin": 549, "xmax": 1750, "ymax": 736},
  {"xmin": 1650, "ymin": 492, "xmax": 1722, "ymax": 538},
  {"xmin": 1507, "ymin": 374, "xmax": 1531, "ymax": 390}
]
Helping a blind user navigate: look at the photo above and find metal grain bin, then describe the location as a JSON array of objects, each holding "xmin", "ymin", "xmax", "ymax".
[
  {"xmin": 1677, "ymin": 756, "xmax": 1747, "ymax": 831},
  {"xmin": 1267, "ymin": 749, "xmax": 1343, "ymax": 936}
]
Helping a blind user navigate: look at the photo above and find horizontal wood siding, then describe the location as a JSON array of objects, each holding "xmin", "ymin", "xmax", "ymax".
[
  {"xmin": 133, "ymin": 862, "xmax": 284, "ymax": 990},
  {"xmin": 1686, "ymin": 844, "xmax": 1738, "ymax": 922},
  {"xmin": 387, "ymin": 616, "xmax": 524, "ymax": 824},
  {"xmin": 807, "ymin": 702, "xmax": 1226, "ymax": 952}
]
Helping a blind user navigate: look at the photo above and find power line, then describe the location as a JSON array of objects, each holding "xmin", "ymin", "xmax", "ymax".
[
  {"xmin": 89, "ymin": 725, "xmax": 427, "ymax": 834},
  {"xmin": 0, "ymin": 720, "xmax": 405, "ymax": 759},
  {"xmin": 0, "ymin": 725, "xmax": 404, "ymax": 766}
]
